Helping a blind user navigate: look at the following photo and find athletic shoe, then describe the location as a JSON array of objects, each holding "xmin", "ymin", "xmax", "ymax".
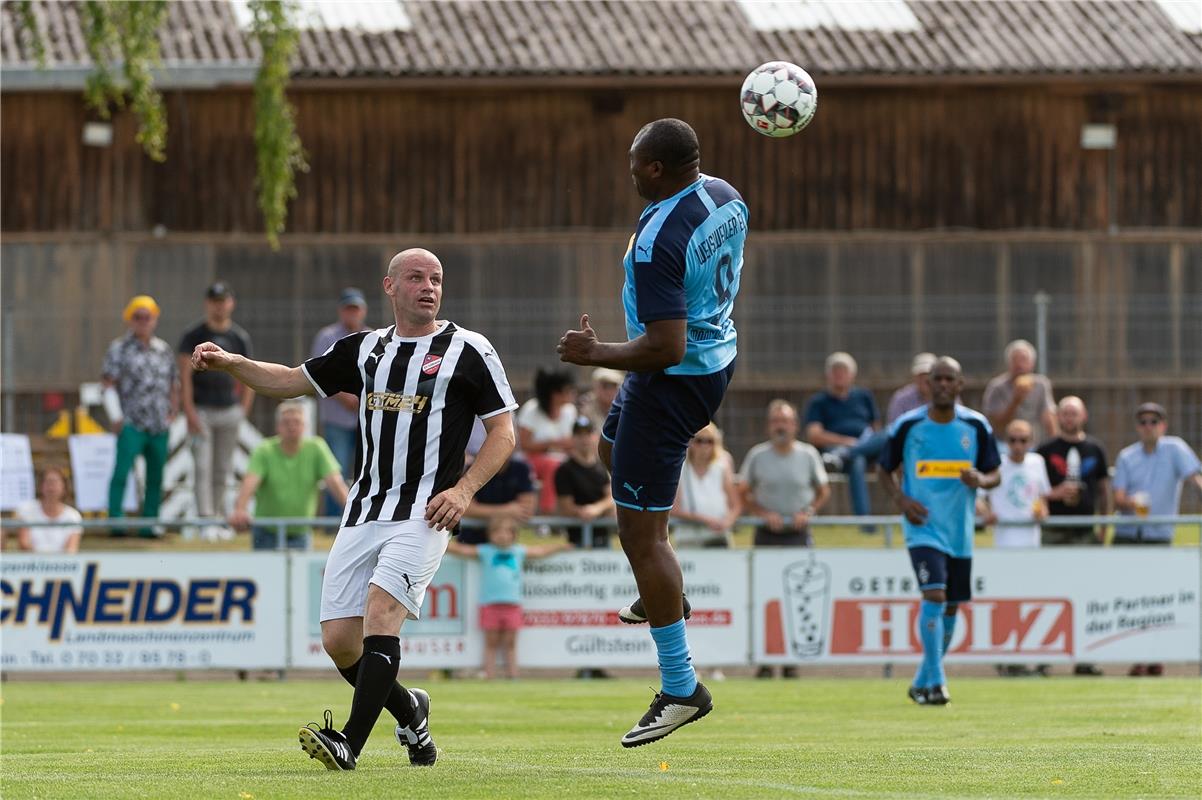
[
  {"xmin": 620, "ymin": 683, "xmax": 712, "ymax": 748},
  {"xmin": 299, "ymin": 710, "xmax": 357, "ymax": 771},
  {"xmin": 926, "ymin": 685, "xmax": 951, "ymax": 705},
  {"xmin": 907, "ymin": 685, "xmax": 929, "ymax": 705},
  {"xmin": 618, "ymin": 594, "xmax": 692, "ymax": 625},
  {"xmin": 394, "ymin": 688, "xmax": 437, "ymax": 766}
]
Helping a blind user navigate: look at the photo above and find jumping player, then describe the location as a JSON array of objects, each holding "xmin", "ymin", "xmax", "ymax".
[
  {"xmin": 878, "ymin": 357, "xmax": 1000, "ymax": 705},
  {"xmin": 192, "ymin": 248, "xmax": 518, "ymax": 769},
  {"xmin": 558, "ymin": 118, "xmax": 746, "ymax": 746}
]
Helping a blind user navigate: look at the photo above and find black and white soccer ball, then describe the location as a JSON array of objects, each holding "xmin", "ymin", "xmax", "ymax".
[{"xmin": 740, "ymin": 61, "xmax": 818, "ymax": 138}]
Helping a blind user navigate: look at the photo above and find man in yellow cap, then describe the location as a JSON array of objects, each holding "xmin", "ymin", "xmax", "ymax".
[{"xmin": 102, "ymin": 295, "xmax": 179, "ymax": 536}]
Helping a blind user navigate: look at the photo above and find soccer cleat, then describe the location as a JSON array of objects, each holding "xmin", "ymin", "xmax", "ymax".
[
  {"xmin": 926, "ymin": 685, "xmax": 951, "ymax": 705},
  {"xmin": 618, "ymin": 594, "xmax": 692, "ymax": 625},
  {"xmin": 621, "ymin": 683, "xmax": 712, "ymax": 748},
  {"xmin": 394, "ymin": 688, "xmax": 437, "ymax": 766},
  {"xmin": 907, "ymin": 685, "xmax": 929, "ymax": 705},
  {"xmin": 299, "ymin": 710, "xmax": 357, "ymax": 770}
]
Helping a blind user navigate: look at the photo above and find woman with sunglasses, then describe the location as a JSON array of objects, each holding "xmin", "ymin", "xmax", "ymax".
[{"xmin": 671, "ymin": 423, "xmax": 741, "ymax": 548}]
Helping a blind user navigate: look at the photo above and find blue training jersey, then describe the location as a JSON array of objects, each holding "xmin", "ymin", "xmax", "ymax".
[
  {"xmin": 878, "ymin": 405, "xmax": 1002, "ymax": 558},
  {"xmin": 622, "ymin": 174, "xmax": 748, "ymax": 376}
]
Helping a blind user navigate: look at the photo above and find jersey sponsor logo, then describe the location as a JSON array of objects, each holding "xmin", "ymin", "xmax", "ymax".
[
  {"xmin": 915, "ymin": 460, "xmax": 972, "ymax": 478},
  {"xmin": 366, "ymin": 391, "xmax": 429, "ymax": 414},
  {"xmin": 421, "ymin": 354, "xmax": 443, "ymax": 375}
]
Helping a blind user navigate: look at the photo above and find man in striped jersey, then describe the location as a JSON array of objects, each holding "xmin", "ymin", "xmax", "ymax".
[{"xmin": 191, "ymin": 248, "xmax": 518, "ymax": 771}]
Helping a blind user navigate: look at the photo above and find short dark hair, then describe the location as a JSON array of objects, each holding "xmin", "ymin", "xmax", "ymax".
[
  {"xmin": 634, "ymin": 118, "xmax": 700, "ymax": 174},
  {"xmin": 533, "ymin": 368, "xmax": 574, "ymax": 414}
]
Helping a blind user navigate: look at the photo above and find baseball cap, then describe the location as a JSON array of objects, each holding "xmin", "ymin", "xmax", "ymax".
[
  {"xmin": 911, "ymin": 352, "xmax": 937, "ymax": 375},
  {"xmin": 1135, "ymin": 402, "xmax": 1166, "ymax": 421},
  {"xmin": 591, "ymin": 367, "xmax": 624, "ymax": 385},
  {"xmin": 205, "ymin": 281, "xmax": 233, "ymax": 300},
  {"xmin": 572, "ymin": 415, "xmax": 595, "ymax": 433},
  {"xmin": 339, "ymin": 287, "xmax": 367, "ymax": 308}
]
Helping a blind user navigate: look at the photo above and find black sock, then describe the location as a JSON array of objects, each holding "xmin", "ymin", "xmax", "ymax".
[
  {"xmin": 337, "ymin": 656, "xmax": 416, "ymax": 729},
  {"xmin": 341, "ymin": 635, "xmax": 402, "ymax": 755}
]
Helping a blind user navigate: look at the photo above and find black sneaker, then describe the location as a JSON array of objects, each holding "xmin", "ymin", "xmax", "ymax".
[
  {"xmin": 618, "ymin": 594, "xmax": 692, "ymax": 625},
  {"xmin": 926, "ymin": 685, "xmax": 951, "ymax": 705},
  {"xmin": 907, "ymin": 685, "xmax": 929, "ymax": 705},
  {"xmin": 620, "ymin": 683, "xmax": 712, "ymax": 748},
  {"xmin": 394, "ymin": 688, "xmax": 437, "ymax": 766},
  {"xmin": 299, "ymin": 710, "xmax": 357, "ymax": 770}
]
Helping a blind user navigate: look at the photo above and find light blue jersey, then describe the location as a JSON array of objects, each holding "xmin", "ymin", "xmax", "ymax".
[
  {"xmin": 622, "ymin": 174, "xmax": 748, "ymax": 376},
  {"xmin": 879, "ymin": 405, "xmax": 1001, "ymax": 558}
]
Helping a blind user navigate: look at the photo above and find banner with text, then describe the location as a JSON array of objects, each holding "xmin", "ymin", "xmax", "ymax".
[
  {"xmin": 751, "ymin": 549, "xmax": 1200, "ymax": 664},
  {"xmin": 287, "ymin": 553, "xmax": 480, "ymax": 669},
  {"xmin": 1, "ymin": 554, "xmax": 287, "ymax": 670},
  {"xmin": 515, "ymin": 551, "xmax": 749, "ymax": 667}
]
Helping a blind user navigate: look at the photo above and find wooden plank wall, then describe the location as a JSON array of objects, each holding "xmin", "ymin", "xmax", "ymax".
[{"xmin": 4, "ymin": 84, "xmax": 1201, "ymax": 233}]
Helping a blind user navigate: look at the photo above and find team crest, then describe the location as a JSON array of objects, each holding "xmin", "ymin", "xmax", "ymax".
[
  {"xmin": 422, "ymin": 354, "xmax": 443, "ymax": 375},
  {"xmin": 961, "ymin": 434, "xmax": 971, "ymax": 452}
]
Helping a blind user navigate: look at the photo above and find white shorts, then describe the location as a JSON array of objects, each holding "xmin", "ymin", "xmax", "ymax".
[{"xmin": 319, "ymin": 518, "xmax": 450, "ymax": 623}]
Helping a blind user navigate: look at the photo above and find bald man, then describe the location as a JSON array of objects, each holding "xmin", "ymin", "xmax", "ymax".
[
  {"xmin": 1035, "ymin": 396, "xmax": 1110, "ymax": 546},
  {"xmin": 192, "ymin": 248, "xmax": 519, "ymax": 771}
]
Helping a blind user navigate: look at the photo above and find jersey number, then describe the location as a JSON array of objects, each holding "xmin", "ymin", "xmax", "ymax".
[{"xmin": 714, "ymin": 253, "xmax": 735, "ymax": 305}]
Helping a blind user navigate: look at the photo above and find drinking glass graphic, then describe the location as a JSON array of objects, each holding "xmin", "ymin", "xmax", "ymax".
[{"xmin": 783, "ymin": 556, "xmax": 831, "ymax": 659}]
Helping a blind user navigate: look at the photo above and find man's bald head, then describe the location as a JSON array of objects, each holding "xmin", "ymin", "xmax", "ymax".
[
  {"xmin": 929, "ymin": 356, "xmax": 963, "ymax": 410},
  {"xmin": 1057, "ymin": 395, "xmax": 1087, "ymax": 436},
  {"xmin": 387, "ymin": 248, "xmax": 441, "ymax": 279}
]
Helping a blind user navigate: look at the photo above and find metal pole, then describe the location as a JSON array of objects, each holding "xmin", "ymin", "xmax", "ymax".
[
  {"xmin": 582, "ymin": 521, "xmax": 594, "ymax": 549},
  {"xmin": 277, "ymin": 521, "xmax": 286, "ymax": 550},
  {"xmin": 1034, "ymin": 291, "xmax": 1051, "ymax": 372},
  {"xmin": 1, "ymin": 302, "xmax": 15, "ymax": 431}
]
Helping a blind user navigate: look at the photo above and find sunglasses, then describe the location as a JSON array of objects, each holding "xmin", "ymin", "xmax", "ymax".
[
  {"xmin": 1008, "ymin": 437, "xmax": 1029, "ymax": 443},
  {"xmin": 1137, "ymin": 417, "xmax": 1162, "ymax": 426},
  {"xmin": 130, "ymin": 312, "xmax": 153, "ymax": 321},
  {"xmin": 692, "ymin": 438, "xmax": 716, "ymax": 445}
]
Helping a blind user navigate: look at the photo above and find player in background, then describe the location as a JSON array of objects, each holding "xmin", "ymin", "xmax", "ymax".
[
  {"xmin": 878, "ymin": 357, "xmax": 1001, "ymax": 705},
  {"xmin": 558, "ymin": 118, "xmax": 746, "ymax": 746},
  {"xmin": 192, "ymin": 249, "xmax": 518, "ymax": 770}
]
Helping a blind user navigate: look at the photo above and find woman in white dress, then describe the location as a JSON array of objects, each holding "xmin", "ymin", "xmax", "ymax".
[
  {"xmin": 14, "ymin": 466, "xmax": 83, "ymax": 554},
  {"xmin": 671, "ymin": 423, "xmax": 742, "ymax": 548},
  {"xmin": 516, "ymin": 368, "xmax": 578, "ymax": 513}
]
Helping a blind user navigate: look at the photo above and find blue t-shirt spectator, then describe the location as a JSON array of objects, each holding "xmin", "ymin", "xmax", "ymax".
[
  {"xmin": 476, "ymin": 543, "xmax": 526, "ymax": 605},
  {"xmin": 1113, "ymin": 436, "xmax": 1202, "ymax": 543},
  {"xmin": 804, "ymin": 388, "xmax": 879, "ymax": 439}
]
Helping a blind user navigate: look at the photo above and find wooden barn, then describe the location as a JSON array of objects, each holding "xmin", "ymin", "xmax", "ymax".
[{"xmin": 3, "ymin": 0, "xmax": 1201, "ymax": 467}]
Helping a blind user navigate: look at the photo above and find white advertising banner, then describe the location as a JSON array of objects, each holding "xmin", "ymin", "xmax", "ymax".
[
  {"xmin": 516, "ymin": 551, "xmax": 750, "ymax": 667},
  {"xmin": 68, "ymin": 433, "xmax": 139, "ymax": 513},
  {"xmin": 288, "ymin": 553, "xmax": 480, "ymax": 669},
  {"xmin": 751, "ymin": 549, "xmax": 1201, "ymax": 664},
  {"xmin": 0, "ymin": 434, "xmax": 35, "ymax": 511},
  {"xmin": 0, "ymin": 554, "xmax": 287, "ymax": 670}
]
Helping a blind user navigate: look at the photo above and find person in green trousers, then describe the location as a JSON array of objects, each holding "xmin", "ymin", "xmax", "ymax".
[{"xmin": 103, "ymin": 295, "xmax": 179, "ymax": 536}]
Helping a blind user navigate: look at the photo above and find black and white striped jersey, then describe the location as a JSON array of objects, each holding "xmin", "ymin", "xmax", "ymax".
[{"xmin": 301, "ymin": 321, "xmax": 517, "ymax": 527}]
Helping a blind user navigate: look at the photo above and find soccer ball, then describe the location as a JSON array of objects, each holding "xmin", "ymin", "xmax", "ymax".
[{"xmin": 740, "ymin": 61, "xmax": 818, "ymax": 138}]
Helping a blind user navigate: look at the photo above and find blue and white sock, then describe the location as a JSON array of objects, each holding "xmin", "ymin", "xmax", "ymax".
[
  {"xmin": 919, "ymin": 600, "xmax": 946, "ymax": 688},
  {"xmin": 942, "ymin": 604, "xmax": 958, "ymax": 656},
  {"xmin": 649, "ymin": 618, "xmax": 697, "ymax": 698}
]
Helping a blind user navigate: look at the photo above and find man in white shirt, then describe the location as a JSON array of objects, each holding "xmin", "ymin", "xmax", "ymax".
[{"xmin": 978, "ymin": 420, "xmax": 1051, "ymax": 548}]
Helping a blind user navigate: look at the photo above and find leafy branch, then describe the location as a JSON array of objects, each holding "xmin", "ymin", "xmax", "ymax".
[
  {"xmin": 12, "ymin": 0, "xmax": 46, "ymax": 67},
  {"xmin": 247, "ymin": 0, "xmax": 308, "ymax": 249}
]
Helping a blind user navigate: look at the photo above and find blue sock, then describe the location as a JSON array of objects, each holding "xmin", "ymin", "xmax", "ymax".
[
  {"xmin": 942, "ymin": 604, "xmax": 958, "ymax": 656},
  {"xmin": 649, "ymin": 618, "xmax": 697, "ymax": 697},
  {"xmin": 919, "ymin": 600, "xmax": 946, "ymax": 688}
]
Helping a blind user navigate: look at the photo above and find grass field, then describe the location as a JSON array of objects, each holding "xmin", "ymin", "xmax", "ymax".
[{"xmin": 2, "ymin": 677, "xmax": 1198, "ymax": 799}]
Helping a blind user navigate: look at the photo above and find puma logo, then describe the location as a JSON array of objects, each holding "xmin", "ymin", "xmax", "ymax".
[
  {"xmin": 622, "ymin": 482, "xmax": 644, "ymax": 500},
  {"xmin": 637, "ymin": 244, "xmax": 652, "ymax": 256},
  {"xmin": 402, "ymin": 573, "xmax": 414, "ymax": 592},
  {"xmin": 370, "ymin": 651, "xmax": 394, "ymax": 665}
]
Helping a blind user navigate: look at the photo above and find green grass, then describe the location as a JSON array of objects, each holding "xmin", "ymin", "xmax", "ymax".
[{"xmin": 2, "ymin": 678, "xmax": 1198, "ymax": 799}]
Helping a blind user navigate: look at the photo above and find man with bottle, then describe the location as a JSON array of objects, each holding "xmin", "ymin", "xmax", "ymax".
[{"xmin": 1035, "ymin": 396, "xmax": 1110, "ymax": 546}]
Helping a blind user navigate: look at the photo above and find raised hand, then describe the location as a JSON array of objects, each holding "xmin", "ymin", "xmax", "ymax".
[{"xmin": 557, "ymin": 313, "xmax": 598, "ymax": 365}]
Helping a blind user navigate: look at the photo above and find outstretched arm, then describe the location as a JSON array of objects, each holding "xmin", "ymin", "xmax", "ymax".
[{"xmin": 191, "ymin": 342, "xmax": 314, "ymax": 399}]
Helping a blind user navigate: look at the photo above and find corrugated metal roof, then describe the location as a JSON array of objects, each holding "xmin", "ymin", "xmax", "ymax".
[{"xmin": 3, "ymin": 0, "xmax": 1201, "ymax": 84}]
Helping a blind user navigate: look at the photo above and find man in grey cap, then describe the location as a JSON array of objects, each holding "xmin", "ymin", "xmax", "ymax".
[
  {"xmin": 1111, "ymin": 401, "xmax": 1201, "ymax": 677},
  {"xmin": 886, "ymin": 352, "xmax": 936, "ymax": 424},
  {"xmin": 310, "ymin": 288, "xmax": 371, "ymax": 513}
]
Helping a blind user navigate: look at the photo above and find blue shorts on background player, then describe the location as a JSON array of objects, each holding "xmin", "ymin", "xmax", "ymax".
[
  {"xmin": 878, "ymin": 357, "xmax": 1001, "ymax": 706},
  {"xmin": 557, "ymin": 119, "xmax": 746, "ymax": 747}
]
